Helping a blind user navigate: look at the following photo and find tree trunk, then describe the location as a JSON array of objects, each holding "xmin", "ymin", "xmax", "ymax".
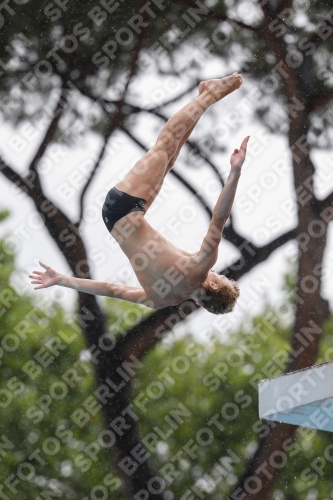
[{"xmin": 228, "ymin": 111, "xmax": 330, "ymax": 500}]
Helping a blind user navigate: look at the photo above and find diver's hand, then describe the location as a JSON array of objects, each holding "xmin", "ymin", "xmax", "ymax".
[
  {"xmin": 29, "ymin": 261, "xmax": 59, "ymax": 290},
  {"xmin": 230, "ymin": 136, "xmax": 250, "ymax": 172}
]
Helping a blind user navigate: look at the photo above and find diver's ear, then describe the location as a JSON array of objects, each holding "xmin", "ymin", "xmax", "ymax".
[{"xmin": 209, "ymin": 281, "xmax": 218, "ymax": 291}]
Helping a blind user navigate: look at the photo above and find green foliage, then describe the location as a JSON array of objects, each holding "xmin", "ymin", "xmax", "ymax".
[
  {"xmin": 135, "ymin": 310, "xmax": 333, "ymax": 500},
  {"xmin": 1, "ymin": 237, "xmax": 333, "ymax": 500},
  {"xmin": 134, "ymin": 311, "xmax": 290, "ymax": 499},
  {"xmin": 0, "ymin": 209, "xmax": 10, "ymax": 222},
  {"xmin": 0, "ymin": 242, "xmax": 126, "ymax": 499},
  {"xmin": 102, "ymin": 295, "xmax": 152, "ymax": 337}
]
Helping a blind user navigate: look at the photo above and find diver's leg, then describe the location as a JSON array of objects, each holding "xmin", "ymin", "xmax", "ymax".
[
  {"xmin": 143, "ymin": 121, "xmax": 198, "ymax": 209},
  {"xmin": 116, "ymin": 73, "xmax": 242, "ymax": 210}
]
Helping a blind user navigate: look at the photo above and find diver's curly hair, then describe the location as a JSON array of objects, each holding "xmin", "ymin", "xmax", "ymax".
[{"xmin": 202, "ymin": 278, "xmax": 240, "ymax": 315}]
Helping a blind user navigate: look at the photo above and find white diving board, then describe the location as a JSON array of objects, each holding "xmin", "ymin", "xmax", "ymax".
[{"xmin": 259, "ymin": 361, "xmax": 333, "ymax": 432}]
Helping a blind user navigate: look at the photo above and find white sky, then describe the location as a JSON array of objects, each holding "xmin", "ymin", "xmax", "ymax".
[{"xmin": 1, "ymin": 64, "xmax": 333, "ymax": 340}]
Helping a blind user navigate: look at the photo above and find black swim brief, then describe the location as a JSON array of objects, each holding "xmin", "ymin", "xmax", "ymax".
[{"xmin": 102, "ymin": 186, "xmax": 146, "ymax": 233}]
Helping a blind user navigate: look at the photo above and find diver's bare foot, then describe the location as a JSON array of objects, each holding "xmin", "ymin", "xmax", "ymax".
[{"xmin": 199, "ymin": 73, "xmax": 242, "ymax": 101}]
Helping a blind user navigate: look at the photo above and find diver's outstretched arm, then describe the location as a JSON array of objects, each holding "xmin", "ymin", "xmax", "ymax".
[
  {"xmin": 212, "ymin": 136, "xmax": 250, "ymax": 227},
  {"xmin": 197, "ymin": 136, "xmax": 250, "ymax": 267},
  {"xmin": 29, "ymin": 262, "xmax": 148, "ymax": 304}
]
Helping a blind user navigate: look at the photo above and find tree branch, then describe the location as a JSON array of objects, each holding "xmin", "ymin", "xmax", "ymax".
[
  {"xmin": 149, "ymin": 81, "xmax": 200, "ymax": 109},
  {"xmin": 0, "ymin": 156, "xmax": 31, "ymax": 194},
  {"xmin": 76, "ymin": 25, "xmax": 149, "ymax": 226},
  {"xmin": 181, "ymin": 0, "xmax": 260, "ymax": 31},
  {"xmin": 186, "ymin": 136, "xmax": 225, "ymax": 187},
  {"xmin": 258, "ymin": 13, "xmax": 302, "ymax": 105},
  {"xmin": 0, "ymin": 155, "xmax": 90, "ymax": 276},
  {"xmin": 313, "ymin": 189, "xmax": 333, "ymax": 219},
  {"xmin": 75, "ymin": 119, "xmax": 119, "ymax": 227},
  {"xmin": 26, "ymin": 86, "xmax": 68, "ymax": 189},
  {"xmin": 170, "ymin": 168, "xmax": 213, "ymax": 217},
  {"xmin": 259, "ymin": 0, "xmax": 274, "ymax": 19},
  {"xmin": 308, "ymin": 88, "xmax": 333, "ymax": 113},
  {"xmin": 223, "ymin": 223, "xmax": 250, "ymax": 248},
  {"xmin": 82, "ymin": 80, "xmax": 201, "ymax": 119},
  {"xmin": 306, "ymin": 13, "xmax": 333, "ymax": 51},
  {"xmin": 276, "ymin": 0, "xmax": 293, "ymax": 15}
]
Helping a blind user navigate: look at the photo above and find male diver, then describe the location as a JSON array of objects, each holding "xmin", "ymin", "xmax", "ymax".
[{"xmin": 30, "ymin": 73, "xmax": 249, "ymax": 314}]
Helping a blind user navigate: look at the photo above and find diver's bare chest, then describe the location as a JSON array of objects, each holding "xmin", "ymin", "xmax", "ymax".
[
  {"xmin": 112, "ymin": 215, "xmax": 202, "ymax": 304},
  {"xmin": 134, "ymin": 255, "xmax": 200, "ymax": 309}
]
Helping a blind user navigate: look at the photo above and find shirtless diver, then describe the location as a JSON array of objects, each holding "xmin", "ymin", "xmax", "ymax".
[{"xmin": 30, "ymin": 73, "xmax": 249, "ymax": 314}]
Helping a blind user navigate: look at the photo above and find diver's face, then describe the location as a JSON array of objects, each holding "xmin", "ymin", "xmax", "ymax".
[{"xmin": 208, "ymin": 270, "xmax": 230, "ymax": 288}]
